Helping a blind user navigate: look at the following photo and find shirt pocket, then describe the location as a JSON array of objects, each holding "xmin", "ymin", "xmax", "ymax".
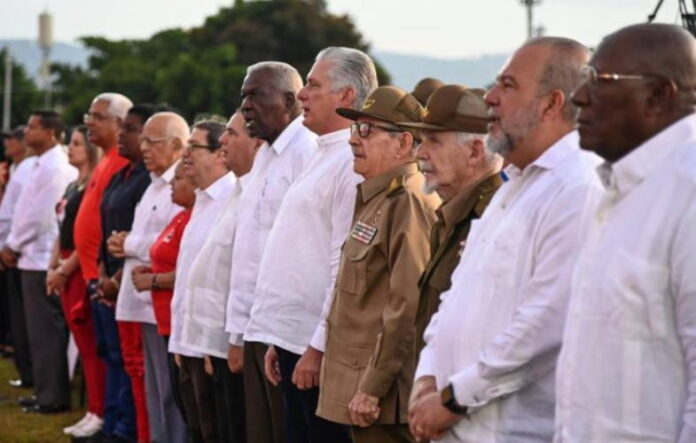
[
  {"xmin": 258, "ymin": 176, "xmax": 291, "ymax": 229},
  {"xmin": 606, "ymin": 249, "xmax": 670, "ymax": 340},
  {"xmin": 337, "ymin": 243, "xmax": 370, "ymax": 296},
  {"xmin": 322, "ymin": 343, "xmax": 374, "ymax": 407}
]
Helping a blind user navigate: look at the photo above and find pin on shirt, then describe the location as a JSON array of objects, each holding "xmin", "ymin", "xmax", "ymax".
[{"xmin": 351, "ymin": 220, "xmax": 378, "ymax": 245}]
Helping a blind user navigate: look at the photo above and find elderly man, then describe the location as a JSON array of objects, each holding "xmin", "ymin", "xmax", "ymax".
[
  {"xmin": 409, "ymin": 37, "xmax": 602, "ymax": 443},
  {"xmin": 225, "ymin": 61, "xmax": 316, "ymax": 443},
  {"xmin": 166, "ymin": 120, "xmax": 236, "ymax": 442},
  {"xmin": 178, "ymin": 110, "xmax": 263, "ymax": 443},
  {"xmin": 243, "ymin": 47, "xmax": 376, "ymax": 443},
  {"xmin": 555, "ymin": 24, "xmax": 696, "ymax": 443},
  {"xmin": 107, "ymin": 111, "xmax": 189, "ymax": 443},
  {"xmin": 0, "ymin": 125, "xmax": 35, "ymax": 389},
  {"xmin": 316, "ymin": 86, "xmax": 440, "ymax": 442},
  {"xmin": 398, "ymin": 84, "xmax": 503, "ymax": 357},
  {"xmin": 0, "ymin": 111, "xmax": 77, "ymax": 413}
]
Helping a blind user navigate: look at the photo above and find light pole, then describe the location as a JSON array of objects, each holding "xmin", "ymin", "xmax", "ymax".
[
  {"xmin": 2, "ymin": 50, "xmax": 11, "ymax": 131},
  {"xmin": 38, "ymin": 11, "xmax": 53, "ymax": 108},
  {"xmin": 520, "ymin": 0, "xmax": 542, "ymax": 40}
]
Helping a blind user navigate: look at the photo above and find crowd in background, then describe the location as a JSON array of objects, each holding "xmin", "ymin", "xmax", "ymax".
[{"xmin": 0, "ymin": 20, "xmax": 694, "ymax": 443}]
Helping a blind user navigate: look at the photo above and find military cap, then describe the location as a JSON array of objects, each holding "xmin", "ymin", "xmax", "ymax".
[
  {"xmin": 411, "ymin": 77, "xmax": 445, "ymax": 106},
  {"xmin": 336, "ymin": 85, "xmax": 424, "ymax": 126},
  {"xmin": 0, "ymin": 125, "xmax": 25, "ymax": 140},
  {"xmin": 398, "ymin": 84, "xmax": 490, "ymax": 134}
]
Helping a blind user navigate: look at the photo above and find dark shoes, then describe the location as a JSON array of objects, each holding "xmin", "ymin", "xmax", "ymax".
[
  {"xmin": 8, "ymin": 378, "xmax": 33, "ymax": 389},
  {"xmin": 22, "ymin": 404, "xmax": 69, "ymax": 414},
  {"xmin": 17, "ymin": 395, "xmax": 37, "ymax": 407}
]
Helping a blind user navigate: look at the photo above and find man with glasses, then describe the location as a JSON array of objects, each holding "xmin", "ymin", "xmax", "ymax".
[
  {"xmin": 408, "ymin": 37, "xmax": 602, "ymax": 443},
  {"xmin": 107, "ymin": 111, "xmax": 189, "ymax": 442},
  {"xmin": 555, "ymin": 24, "xmax": 696, "ymax": 442},
  {"xmin": 316, "ymin": 86, "xmax": 440, "ymax": 442},
  {"xmin": 167, "ymin": 120, "xmax": 235, "ymax": 442}
]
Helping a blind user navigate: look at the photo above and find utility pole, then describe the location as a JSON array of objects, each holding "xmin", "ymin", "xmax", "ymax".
[
  {"xmin": 38, "ymin": 11, "xmax": 53, "ymax": 108},
  {"xmin": 2, "ymin": 50, "xmax": 11, "ymax": 131},
  {"xmin": 520, "ymin": 0, "xmax": 542, "ymax": 40}
]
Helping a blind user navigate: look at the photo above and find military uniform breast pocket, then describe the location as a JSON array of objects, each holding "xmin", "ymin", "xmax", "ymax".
[
  {"xmin": 606, "ymin": 249, "xmax": 670, "ymax": 340},
  {"xmin": 337, "ymin": 243, "xmax": 370, "ymax": 296}
]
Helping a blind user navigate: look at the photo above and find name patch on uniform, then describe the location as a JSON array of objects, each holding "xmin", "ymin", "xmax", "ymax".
[{"xmin": 351, "ymin": 221, "xmax": 378, "ymax": 245}]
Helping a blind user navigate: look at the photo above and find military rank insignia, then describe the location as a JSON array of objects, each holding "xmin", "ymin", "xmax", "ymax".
[{"xmin": 351, "ymin": 221, "xmax": 378, "ymax": 245}]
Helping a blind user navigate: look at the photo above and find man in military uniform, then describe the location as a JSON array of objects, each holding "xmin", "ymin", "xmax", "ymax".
[
  {"xmin": 316, "ymin": 86, "xmax": 440, "ymax": 442},
  {"xmin": 402, "ymin": 84, "xmax": 503, "ymax": 354}
]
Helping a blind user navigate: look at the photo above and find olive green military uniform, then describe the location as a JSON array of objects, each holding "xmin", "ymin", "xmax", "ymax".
[
  {"xmin": 317, "ymin": 162, "xmax": 440, "ymax": 436},
  {"xmin": 415, "ymin": 173, "xmax": 502, "ymax": 353}
]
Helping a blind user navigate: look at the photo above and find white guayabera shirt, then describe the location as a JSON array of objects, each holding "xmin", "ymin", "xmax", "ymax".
[
  {"xmin": 225, "ymin": 116, "xmax": 316, "ymax": 346},
  {"xmin": 555, "ymin": 115, "xmax": 696, "ymax": 443},
  {"xmin": 244, "ymin": 128, "xmax": 360, "ymax": 355},
  {"xmin": 416, "ymin": 131, "xmax": 602, "ymax": 443},
  {"xmin": 7, "ymin": 145, "xmax": 77, "ymax": 271},
  {"xmin": 168, "ymin": 171, "xmax": 236, "ymax": 358},
  {"xmin": 0, "ymin": 157, "xmax": 37, "ymax": 248},
  {"xmin": 179, "ymin": 174, "xmax": 248, "ymax": 359},
  {"xmin": 117, "ymin": 162, "xmax": 181, "ymax": 324}
]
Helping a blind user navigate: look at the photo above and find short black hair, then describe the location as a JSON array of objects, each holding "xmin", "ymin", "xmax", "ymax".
[
  {"xmin": 192, "ymin": 120, "xmax": 225, "ymax": 151},
  {"xmin": 31, "ymin": 110, "xmax": 64, "ymax": 140},
  {"xmin": 127, "ymin": 104, "xmax": 156, "ymax": 125}
]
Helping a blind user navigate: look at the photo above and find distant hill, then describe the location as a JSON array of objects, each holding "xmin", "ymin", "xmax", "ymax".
[{"xmin": 0, "ymin": 38, "xmax": 507, "ymax": 92}]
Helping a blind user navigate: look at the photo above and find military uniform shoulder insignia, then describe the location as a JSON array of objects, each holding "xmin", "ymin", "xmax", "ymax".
[
  {"xmin": 350, "ymin": 220, "xmax": 378, "ymax": 245},
  {"xmin": 386, "ymin": 176, "xmax": 405, "ymax": 197}
]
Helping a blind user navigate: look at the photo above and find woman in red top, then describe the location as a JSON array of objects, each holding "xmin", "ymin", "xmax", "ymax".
[{"xmin": 131, "ymin": 162, "xmax": 195, "ymax": 337}]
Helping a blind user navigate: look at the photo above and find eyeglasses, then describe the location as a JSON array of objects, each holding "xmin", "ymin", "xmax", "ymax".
[
  {"xmin": 580, "ymin": 65, "xmax": 662, "ymax": 86},
  {"xmin": 185, "ymin": 142, "xmax": 213, "ymax": 151},
  {"xmin": 139, "ymin": 136, "xmax": 171, "ymax": 146},
  {"xmin": 83, "ymin": 112, "xmax": 113, "ymax": 124},
  {"xmin": 350, "ymin": 121, "xmax": 403, "ymax": 138}
]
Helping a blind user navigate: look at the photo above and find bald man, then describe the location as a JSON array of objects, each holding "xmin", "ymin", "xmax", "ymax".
[
  {"xmin": 555, "ymin": 24, "xmax": 696, "ymax": 442},
  {"xmin": 106, "ymin": 111, "xmax": 189, "ymax": 443}
]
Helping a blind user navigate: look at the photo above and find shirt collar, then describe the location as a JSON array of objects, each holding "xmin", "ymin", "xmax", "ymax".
[
  {"xmin": 504, "ymin": 130, "xmax": 579, "ymax": 179},
  {"xmin": 438, "ymin": 172, "xmax": 503, "ymax": 227},
  {"xmin": 196, "ymin": 171, "xmax": 236, "ymax": 200},
  {"xmin": 151, "ymin": 160, "xmax": 179, "ymax": 185},
  {"xmin": 317, "ymin": 128, "xmax": 350, "ymax": 149},
  {"xmin": 358, "ymin": 162, "xmax": 418, "ymax": 203},
  {"xmin": 269, "ymin": 115, "xmax": 305, "ymax": 155},
  {"xmin": 598, "ymin": 114, "xmax": 696, "ymax": 195}
]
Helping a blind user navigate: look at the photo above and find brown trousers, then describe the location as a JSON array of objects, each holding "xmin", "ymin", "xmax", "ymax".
[
  {"xmin": 179, "ymin": 355, "xmax": 217, "ymax": 442},
  {"xmin": 351, "ymin": 424, "xmax": 414, "ymax": 443},
  {"xmin": 243, "ymin": 341, "xmax": 286, "ymax": 443}
]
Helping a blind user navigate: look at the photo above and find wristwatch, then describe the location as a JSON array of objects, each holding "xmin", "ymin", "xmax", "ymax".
[{"xmin": 440, "ymin": 383, "xmax": 468, "ymax": 415}]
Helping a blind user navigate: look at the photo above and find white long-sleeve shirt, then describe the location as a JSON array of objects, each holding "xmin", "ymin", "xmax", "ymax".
[
  {"xmin": 169, "ymin": 172, "xmax": 236, "ymax": 357},
  {"xmin": 416, "ymin": 131, "xmax": 602, "ymax": 443},
  {"xmin": 116, "ymin": 162, "xmax": 180, "ymax": 323},
  {"xmin": 6, "ymin": 145, "xmax": 77, "ymax": 271},
  {"xmin": 179, "ymin": 174, "xmax": 248, "ymax": 359},
  {"xmin": 0, "ymin": 157, "xmax": 37, "ymax": 248},
  {"xmin": 225, "ymin": 116, "xmax": 316, "ymax": 346},
  {"xmin": 243, "ymin": 128, "xmax": 360, "ymax": 354},
  {"xmin": 555, "ymin": 114, "xmax": 696, "ymax": 443}
]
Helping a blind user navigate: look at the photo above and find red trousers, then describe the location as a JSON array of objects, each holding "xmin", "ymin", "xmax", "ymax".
[
  {"xmin": 59, "ymin": 254, "xmax": 105, "ymax": 416},
  {"xmin": 117, "ymin": 320, "xmax": 150, "ymax": 443}
]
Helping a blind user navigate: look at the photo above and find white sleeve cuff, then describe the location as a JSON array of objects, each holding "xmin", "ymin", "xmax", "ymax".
[{"xmin": 414, "ymin": 344, "xmax": 436, "ymax": 379}]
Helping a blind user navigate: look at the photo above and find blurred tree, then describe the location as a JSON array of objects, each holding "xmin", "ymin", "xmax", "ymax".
[
  {"xmin": 52, "ymin": 0, "xmax": 389, "ymax": 124},
  {"xmin": 0, "ymin": 48, "xmax": 43, "ymax": 128}
]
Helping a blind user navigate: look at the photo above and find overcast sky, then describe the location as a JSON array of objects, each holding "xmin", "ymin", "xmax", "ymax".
[{"xmin": 0, "ymin": 0, "xmax": 686, "ymax": 58}]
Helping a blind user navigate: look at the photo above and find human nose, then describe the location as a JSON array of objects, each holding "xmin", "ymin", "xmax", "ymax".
[{"xmin": 571, "ymin": 82, "xmax": 590, "ymax": 109}]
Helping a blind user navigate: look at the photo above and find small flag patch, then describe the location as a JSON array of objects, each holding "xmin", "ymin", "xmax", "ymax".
[{"xmin": 351, "ymin": 221, "xmax": 378, "ymax": 245}]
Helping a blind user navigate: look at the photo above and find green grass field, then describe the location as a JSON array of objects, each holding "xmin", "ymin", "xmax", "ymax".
[{"xmin": 0, "ymin": 355, "xmax": 85, "ymax": 442}]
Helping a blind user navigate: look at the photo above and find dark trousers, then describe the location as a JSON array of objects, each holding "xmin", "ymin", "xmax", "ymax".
[
  {"xmin": 179, "ymin": 355, "xmax": 218, "ymax": 443},
  {"xmin": 5, "ymin": 268, "xmax": 32, "ymax": 384},
  {"xmin": 0, "ymin": 269, "xmax": 10, "ymax": 348},
  {"xmin": 243, "ymin": 341, "xmax": 286, "ymax": 443},
  {"xmin": 351, "ymin": 424, "xmax": 414, "ymax": 443},
  {"xmin": 91, "ymin": 300, "xmax": 136, "ymax": 441},
  {"xmin": 211, "ymin": 356, "xmax": 246, "ymax": 443},
  {"xmin": 21, "ymin": 270, "xmax": 69, "ymax": 406},
  {"xmin": 276, "ymin": 346, "xmax": 351, "ymax": 443}
]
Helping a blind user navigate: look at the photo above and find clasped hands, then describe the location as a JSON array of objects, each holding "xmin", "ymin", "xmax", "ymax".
[{"xmin": 408, "ymin": 376, "xmax": 462, "ymax": 441}]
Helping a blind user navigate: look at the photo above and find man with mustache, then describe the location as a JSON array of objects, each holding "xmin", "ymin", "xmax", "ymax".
[
  {"xmin": 225, "ymin": 61, "xmax": 316, "ymax": 443},
  {"xmin": 555, "ymin": 23, "xmax": 696, "ymax": 442},
  {"xmin": 409, "ymin": 37, "xmax": 602, "ymax": 442}
]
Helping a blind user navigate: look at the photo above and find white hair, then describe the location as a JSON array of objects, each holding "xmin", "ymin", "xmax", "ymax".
[
  {"xmin": 315, "ymin": 47, "xmax": 378, "ymax": 109},
  {"xmin": 246, "ymin": 61, "xmax": 303, "ymax": 94},
  {"xmin": 455, "ymin": 131, "xmax": 500, "ymax": 166},
  {"xmin": 93, "ymin": 92, "xmax": 133, "ymax": 120}
]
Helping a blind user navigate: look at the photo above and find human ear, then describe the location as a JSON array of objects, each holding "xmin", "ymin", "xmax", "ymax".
[
  {"xmin": 541, "ymin": 90, "xmax": 566, "ymax": 120},
  {"xmin": 644, "ymin": 79, "xmax": 678, "ymax": 117}
]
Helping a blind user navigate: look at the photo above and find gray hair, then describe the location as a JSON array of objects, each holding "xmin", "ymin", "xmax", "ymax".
[
  {"xmin": 315, "ymin": 47, "xmax": 378, "ymax": 109},
  {"xmin": 246, "ymin": 61, "xmax": 303, "ymax": 94},
  {"xmin": 92, "ymin": 92, "xmax": 133, "ymax": 120},
  {"xmin": 454, "ymin": 132, "xmax": 500, "ymax": 166},
  {"xmin": 525, "ymin": 37, "xmax": 590, "ymax": 122}
]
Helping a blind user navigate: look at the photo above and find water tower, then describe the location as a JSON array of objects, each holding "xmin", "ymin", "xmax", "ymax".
[{"xmin": 38, "ymin": 11, "xmax": 53, "ymax": 107}]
